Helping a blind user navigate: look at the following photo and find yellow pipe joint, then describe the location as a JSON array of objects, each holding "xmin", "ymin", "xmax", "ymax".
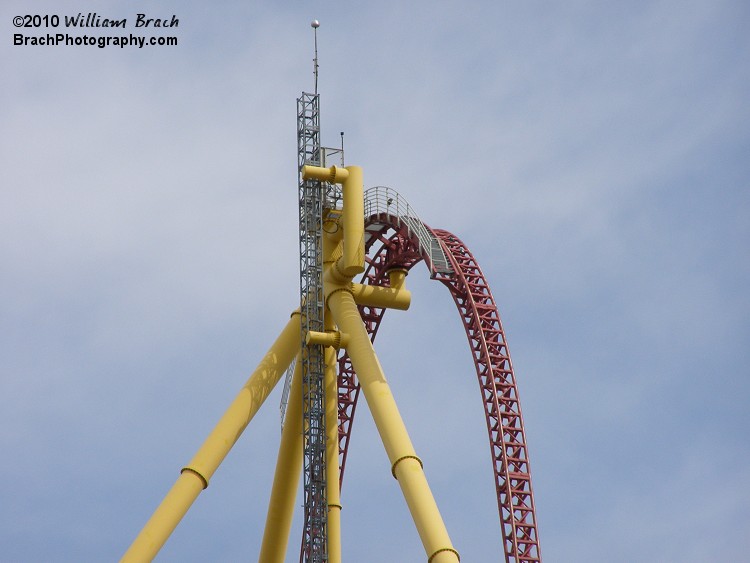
[
  {"xmin": 387, "ymin": 268, "xmax": 408, "ymax": 290},
  {"xmin": 429, "ymin": 548, "xmax": 462, "ymax": 563},
  {"xmin": 351, "ymin": 283, "xmax": 411, "ymax": 311},
  {"xmin": 178, "ymin": 467, "xmax": 208, "ymax": 490},
  {"xmin": 324, "ymin": 261, "xmax": 353, "ymax": 288},
  {"xmin": 302, "ymin": 164, "xmax": 350, "ymax": 183},
  {"xmin": 305, "ymin": 330, "xmax": 349, "ymax": 349},
  {"xmin": 391, "ymin": 454, "xmax": 424, "ymax": 478},
  {"xmin": 306, "ymin": 164, "xmax": 364, "ymax": 279}
]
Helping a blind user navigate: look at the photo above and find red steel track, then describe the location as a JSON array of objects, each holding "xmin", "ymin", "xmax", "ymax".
[{"xmin": 335, "ymin": 212, "xmax": 542, "ymax": 562}]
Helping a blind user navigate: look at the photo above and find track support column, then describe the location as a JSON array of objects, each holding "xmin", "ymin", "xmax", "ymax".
[
  {"xmin": 325, "ymin": 340, "xmax": 342, "ymax": 563},
  {"xmin": 259, "ymin": 355, "xmax": 304, "ymax": 563},
  {"xmin": 122, "ymin": 312, "xmax": 301, "ymax": 563},
  {"xmin": 328, "ymin": 289, "xmax": 459, "ymax": 563}
]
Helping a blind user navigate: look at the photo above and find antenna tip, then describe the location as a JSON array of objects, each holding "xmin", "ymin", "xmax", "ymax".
[{"xmin": 311, "ymin": 20, "xmax": 320, "ymax": 28}]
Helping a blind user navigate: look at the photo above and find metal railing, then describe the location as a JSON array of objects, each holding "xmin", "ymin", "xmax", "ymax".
[{"xmin": 364, "ymin": 186, "xmax": 453, "ymax": 275}]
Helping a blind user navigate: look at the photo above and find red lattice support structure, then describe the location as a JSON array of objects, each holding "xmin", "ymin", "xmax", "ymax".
[
  {"xmin": 334, "ymin": 204, "xmax": 542, "ymax": 562},
  {"xmin": 433, "ymin": 229, "xmax": 541, "ymax": 562}
]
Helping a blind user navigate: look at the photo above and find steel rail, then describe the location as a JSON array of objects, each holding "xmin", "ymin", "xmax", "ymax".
[{"xmin": 333, "ymin": 209, "xmax": 541, "ymax": 562}]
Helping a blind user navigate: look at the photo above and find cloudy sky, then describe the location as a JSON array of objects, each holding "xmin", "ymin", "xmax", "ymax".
[{"xmin": 3, "ymin": 1, "xmax": 749, "ymax": 561}]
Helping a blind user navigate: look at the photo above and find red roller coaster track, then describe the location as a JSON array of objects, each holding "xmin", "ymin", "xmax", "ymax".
[{"xmin": 335, "ymin": 211, "xmax": 542, "ymax": 562}]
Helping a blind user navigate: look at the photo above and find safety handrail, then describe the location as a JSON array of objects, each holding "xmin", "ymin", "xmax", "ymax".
[{"xmin": 364, "ymin": 186, "xmax": 453, "ymax": 275}]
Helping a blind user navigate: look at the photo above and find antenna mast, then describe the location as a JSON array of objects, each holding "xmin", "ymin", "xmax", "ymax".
[{"xmin": 312, "ymin": 19, "xmax": 320, "ymax": 94}]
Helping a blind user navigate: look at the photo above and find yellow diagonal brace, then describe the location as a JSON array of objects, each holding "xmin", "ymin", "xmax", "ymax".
[
  {"xmin": 259, "ymin": 354, "xmax": 303, "ymax": 563},
  {"xmin": 328, "ymin": 289, "xmax": 459, "ymax": 562},
  {"xmin": 121, "ymin": 311, "xmax": 301, "ymax": 563}
]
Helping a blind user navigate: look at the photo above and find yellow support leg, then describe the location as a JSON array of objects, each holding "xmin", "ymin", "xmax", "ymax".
[
  {"xmin": 121, "ymin": 312, "xmax": 301, "ymax": 563},
  {"xmin": 325, "ymin": 341, "xmax": 342, "ymax": 563},
  {"xmin": 327, "ymin": 289, "xmax": 459, "ymax": 563},
  {"xmin": 258, "ymin": 355, "xmax": 304, "ymax": 563}
]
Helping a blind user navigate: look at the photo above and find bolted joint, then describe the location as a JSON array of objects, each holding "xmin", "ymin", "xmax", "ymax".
[
  {"xmin": 306, "ymin": 330, "xmax": 350, "ymax": 349},
  {"xmin": 428, "ymin": 547, "xmax": 461, "ymax": 562},
  {"xmin": 180, "ymin": 466, "xmax": 208, "ymax": 490},
  {"xmin": 324, "ymin": 258, "xmax": 354, "ymax": 288},
  {"xmin": 391, "ymin": 454, "xmax": 423, "ymax": 479}
]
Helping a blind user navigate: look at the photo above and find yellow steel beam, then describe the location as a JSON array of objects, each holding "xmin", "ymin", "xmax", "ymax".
[
  {"xmin": 121, "ymin": 311, "xmax": 301, "ymax": 563},
  {"xmin": 352, "ymin": 283, "xmax": 411, "ymax": 311},
  {"xmin": 303, "ymin": 164, "xmax": 364, "ymax": 278},
  {"xmin": 339, "ymin": 166, "xmax": 364, "ymax": 276},
  {"xmin": 327, "ymin": 289, "xmax": 459, "ymax": 563},
  {"xmin": 325, "ymin": 324, "xmax": 342, "ymax": 563},
  {"xmin": 316, "ymin": 162, "xmax": 457, "ymax": 561},
  {"xmin": 258, "ymin": 355, "xmax": 304, "ymax": 563},
  {"xmin": 302, "ymin": 164, "xmax": 349, "ymax": 184}
]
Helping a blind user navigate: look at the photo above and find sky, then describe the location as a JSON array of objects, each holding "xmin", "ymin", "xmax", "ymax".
[{"xmin": 2, "ymin": 1, "xmax": 749, "ymax": 561}]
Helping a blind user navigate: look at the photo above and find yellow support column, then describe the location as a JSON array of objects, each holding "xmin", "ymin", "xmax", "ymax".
[
  {"xmin": 258, "ymin": 356, "xmax": 304, "ymax": 563},
  {"xmin": 339, "ymin": 165, "xmax": 365, "ymax": 277},
  {"xmin": 122, "ymin": 312, "xmax": 301, "ymax": 563},
  {"xmin": 302, "ymin": 164, "xmax": 364, "ymax": 278},
  {"xmin": 325, "ymin": 338, "xmax": 342, "ymax": 563},
  {"xmin": 328, "ymin": 289, "xmax": 459, "ymax": 563}
]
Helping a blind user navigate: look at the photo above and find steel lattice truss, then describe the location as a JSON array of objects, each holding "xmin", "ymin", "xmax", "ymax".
[
  {"xmin": 334, "ymin": 217, "xmax": 542, "ymax": 562},
  {"xmin": 297, "ymin": 92, "xmax": 328, "ymax": 562}
]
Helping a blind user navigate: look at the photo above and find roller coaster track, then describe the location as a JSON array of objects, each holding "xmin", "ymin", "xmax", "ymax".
[{"xmin": 334, "ymin": 187, "xmax": 541, "ymax": 562}]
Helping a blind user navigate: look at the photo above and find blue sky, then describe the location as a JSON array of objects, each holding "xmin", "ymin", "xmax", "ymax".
[{"xmin": 2, "ymin": 1, "xmax": 749, "ymax": 561}]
